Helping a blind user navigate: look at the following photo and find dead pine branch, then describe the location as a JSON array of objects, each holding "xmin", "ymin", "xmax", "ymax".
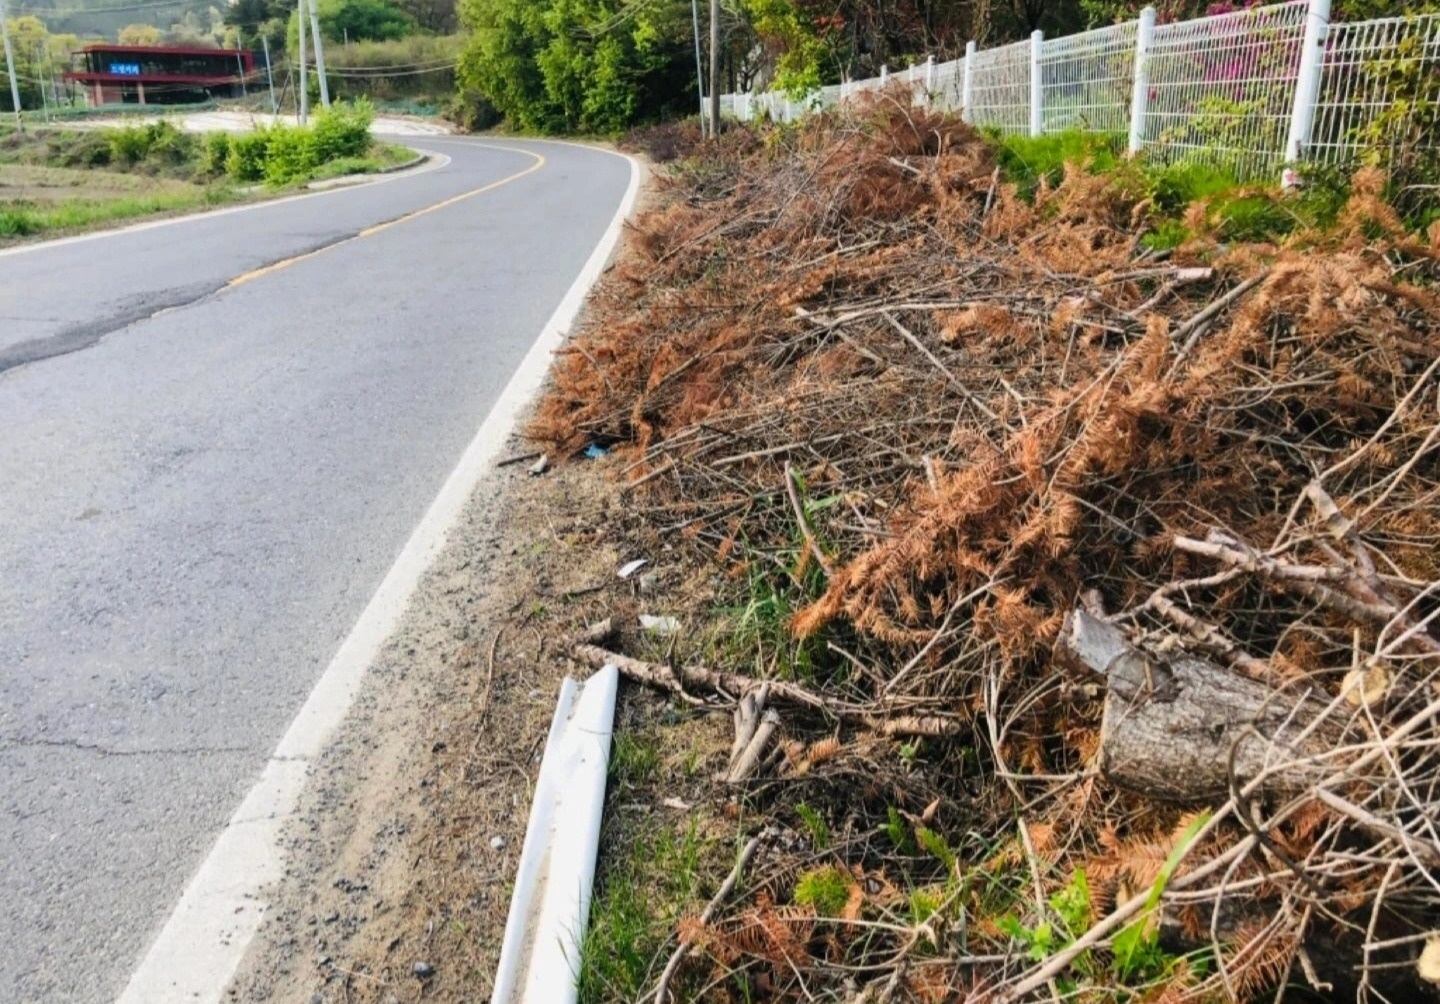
[{"xmin": 574, "ymin": 644, "xmax": 962, "ymax": 737}]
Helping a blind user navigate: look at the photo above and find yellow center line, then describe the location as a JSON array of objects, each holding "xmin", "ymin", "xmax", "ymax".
[{"xmin": 225, "ymin": 145, "xmax": 546, "ymax": 290}]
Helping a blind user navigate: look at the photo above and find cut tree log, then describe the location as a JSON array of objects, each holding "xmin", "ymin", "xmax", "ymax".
[{"xmin": 1058, "ymin": 610, "xmax": 1350, "ymax": 802}]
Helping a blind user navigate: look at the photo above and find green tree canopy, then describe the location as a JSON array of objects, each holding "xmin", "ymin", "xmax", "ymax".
[
  {"xmin": 457, "ymin": 0, "xmax": 696, "ymax": 132},
  {"xmin": 318, "ymin": 0, "xmax": 416, "ymax": 41},
  {"xmin": 117, "ymin": 21, "xmax": 164, "ymax": 43}
]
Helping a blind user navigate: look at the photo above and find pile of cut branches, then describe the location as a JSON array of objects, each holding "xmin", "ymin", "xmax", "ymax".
[{"xmin": 536, "ymin": 96, "xmax": 1440, "ymax": 1002}]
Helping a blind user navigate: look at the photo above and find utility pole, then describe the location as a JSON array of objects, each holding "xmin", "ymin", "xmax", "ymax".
[
  {"xmin": 35, "ymin": 45, "xmax": 49, "ymax": 121},
  {"xmin": 309, "ymin": 6, "xmax": 330, "ymax": 107},
  {"xmin": 296, "ymin": 0, "xmax": 308, "ymax": 123},
  {"xmin": 690, "ymin": 0, "xmax": 705, "ymax": 137},
  {"xmin": 0, "ymin": 0, "xmax": 23, "ymax": 132},
  {"xmin": 707, "ymin": 0, "xmax": 719, "ymax": 139},
  {"xmin": 261, "ymin": 35, "xmax": 278, "ymax": 115}
]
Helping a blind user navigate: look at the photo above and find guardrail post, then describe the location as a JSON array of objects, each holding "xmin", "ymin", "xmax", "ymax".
[
  {"xmin": 1030, "ymin": 30, "xmax": 1044, "ymax": 137},
  {"xmin": 880, "ymin": 64, "xmax": 889, "ymax": 86},
  {"xmin": 962, "ymin": 40, "xmax": 976, "ymax": 123},
  {"xmin": 1284, "ymin": 0, "xmax": 1331, "ymax": 183},
  {"xmin": 1128, "ymin": 6, "xmax": 1156, "ymax": 154}
]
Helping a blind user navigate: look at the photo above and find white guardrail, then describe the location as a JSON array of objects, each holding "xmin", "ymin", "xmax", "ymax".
[{"xmin": 720, "ymin": 0, "xmax": 1440, "ymax": 183}]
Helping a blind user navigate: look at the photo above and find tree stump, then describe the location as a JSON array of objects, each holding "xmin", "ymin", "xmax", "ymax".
[{"xmin": 1058, "ymin": 610, "xmax": 1349, "ymax": 803}]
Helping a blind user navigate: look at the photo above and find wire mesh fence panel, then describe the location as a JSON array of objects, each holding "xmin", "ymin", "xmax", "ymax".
[
  {"xmin": 1040, "ymin": 21, "xmax": 1137, "ymax": 134},
  {"xmin": 1311, "ymin": 13, "xmax": 1440, "ymax": 169},
  {"xmin": 1140, "ymin": 0, "xmax": 1308, "ymax": 178},
  {"xmin": 721, "ymin": 0, "xmax": 1440, "ymax": 179},
  {"xmin": 896, "ymin": 62, "xmax": 930, "ymax": 106},
  {"xmin": 811, "ymin": 83, "xmax": 844, "ymax": 111},
  {"xmin": 970, "ymin": 39, "xmax": 1031, "ymax": 133},
  {"xmin": 931, "ymin": 57, "xmax": 966, "ymax": 113}
]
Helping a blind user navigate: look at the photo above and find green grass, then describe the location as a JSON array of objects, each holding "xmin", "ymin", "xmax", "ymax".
[
  {"xmin": 578, "ymin": 713, "xmax": 718, "ymax": 1004},
  {"xmin": 0, "ymin": 186, "xmax": 235, "ymax": 238},
  {"xmin": 579, "ymin": 821, "xmax": 709, "ymax": 1002},
  {"xmin": 991, "ymin": 130, "xmax": 1127, "ymax": 198},
  {"xmin": 992, "ymin": 129, "xmax": 1356, "ymax": 251},
  {"xmin": 608, "ymin": 732, "xmax": 661, "ymax": 787},
  {"xmin": 305, "ymin": 141, "xmax": 416, "ymax": 180}
]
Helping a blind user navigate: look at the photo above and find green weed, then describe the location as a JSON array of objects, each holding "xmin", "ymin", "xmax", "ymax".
[
  {"xmin": 883, "ymin": 806, "xmax": 914, "ymax": 854},
  {"xmin": 794, "ymin": 802, "xmax": 830, "ymax": 850},
  {"xmin": 578, "ymin": 821, "xmax": 709, "ymax": 1003},
  {"xmin": 992, "ymin": 131, "xmax": 1126, "ymax": 198},
  {"xmin": 608, "ymin": 733, "xmax": 660, "ymax": 787},
  {"xmin": 793, "ymin": 865, "xmax": 852, "ymax": 917}
]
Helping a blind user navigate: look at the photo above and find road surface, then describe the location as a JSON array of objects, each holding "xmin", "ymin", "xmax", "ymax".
[{"xmin": 0, "ymin": 137, "xmax": 633, "ymax": 1003}]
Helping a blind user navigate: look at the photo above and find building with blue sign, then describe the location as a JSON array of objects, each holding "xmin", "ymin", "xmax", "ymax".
[{"xmin": 64, "ymin": 44, "xmax": 255, "ymax": 106}]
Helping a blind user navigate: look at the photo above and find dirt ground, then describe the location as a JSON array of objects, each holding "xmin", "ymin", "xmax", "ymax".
[
  {"xmin": 226, "ymin": 162, "xmax": 736, "ymax": 1000},
  {"xmin": 227, "ymin": 442, "xmax": 641, "ymax": 1003}
]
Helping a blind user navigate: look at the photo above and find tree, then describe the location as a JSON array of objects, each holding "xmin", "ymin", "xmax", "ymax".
[
  {"xmin": 118, "ymin": 23, "xmax": 165, "ymax": 44},
  {"xmin": 1078, "ymin": 0, "xmax": 1439, "ymax": 24},
  {"xmin": 319, "ymin": 0, "xmax": 416, "ymax": 41},
  {"xmin": 394, "ymin": 0, "xmax": 456, "ymax": 33},
  {"xmin": 0, "ymin": 15, "xmax": 50, "ymax": 110},
  {"xmin": 457, "ymin": 0, "xmax": 695, "ymax": 132}
]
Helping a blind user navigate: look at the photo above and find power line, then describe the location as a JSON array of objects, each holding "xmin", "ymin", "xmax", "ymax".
[
  {"xmin": 308, "ymin": 55, "xmax": 455, "ymax": 70},
  {"xmin": 17, "ymin": 0, "xmax": 204, "ymax": 15},
  {"xmin": 315, "ymin": 61, "xmax": 455, "ymax": 76}
]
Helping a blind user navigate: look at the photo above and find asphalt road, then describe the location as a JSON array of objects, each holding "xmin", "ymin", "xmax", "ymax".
[{"xmin": 0, "ymin": 137, "xmax": 633, "ymax": 1003}]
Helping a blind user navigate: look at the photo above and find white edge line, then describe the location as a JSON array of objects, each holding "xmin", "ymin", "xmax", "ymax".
[
  {"xmin": 0, "ymin": 149, "xmax": 450, "ymax": 260},
  {"xmin": 115, "ymin": 141, "xmax": 641, "ymax": 1004}
]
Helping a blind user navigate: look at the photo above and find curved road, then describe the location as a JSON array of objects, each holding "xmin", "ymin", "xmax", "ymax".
[{"xmin": 0, "ymin": 137, "xmax": 633, "ymax": 1003}]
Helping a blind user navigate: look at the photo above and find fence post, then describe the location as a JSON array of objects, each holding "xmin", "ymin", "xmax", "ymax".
[
  {"xmin": 1284, "ymin": 0, "xmax": 1332, "ymax": 182},
  {"xmin": 1030, "ymin": 30, "xmax": 1044, "ymax": 137},
  {"xmin": 880, "ymin": 64, "xmax": 889, "ymax": 86},
  {"xmin": 925, "ymin": 54, "xmax": 936, "ymax": 98},
  {"xmin": 1128, "ymin": 6, "xmax": 1156, "ymax": 154},
  {"xmin": 962, "ymin": 40, "xmax": 976, "ymax": 123}
]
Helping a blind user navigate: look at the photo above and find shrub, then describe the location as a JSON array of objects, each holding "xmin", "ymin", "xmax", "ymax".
[
  {"xmin": 106, "ymin": 123, "xmax": 152, "ymax": 166},
  {"xmin": 445, "ymin": 88, "xmax": 501, "ymax": 132},
  {"xmin": 220, "ymin": 104, "xmax": 377, "ymax": 187},
  {"xmin": 262, "ymin": 125, "xmax": 319, "ymax": 184},
  {"xmin": 54, "ymin": 131, "xmax": 111, "ymax": 168},
  {"xmin": 200, "ymin": 131, "xmax": 232, "ymax": 176},
  {"xmin": 143, "ymin": 120, "xmax": 196, "ymax": 168},
  {"xmin": 103, "ymin": 120, "xmax": 198, "ymax": 173},
  {"xmin": 309, "ymin": 99, "xmax": 374, "ymax": 162},
  {"xmin": 226, "ymin": 128, "xmax": 271, "ymax": 182}
]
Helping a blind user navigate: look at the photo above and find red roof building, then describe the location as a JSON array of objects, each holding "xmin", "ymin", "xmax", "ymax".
[{"xmin": 64, "ymin": 44, "xmax": 255, "ymax": 106}]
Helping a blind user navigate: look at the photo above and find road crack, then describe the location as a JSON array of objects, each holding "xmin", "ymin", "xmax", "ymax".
[
  {"xmin": 0, "ymin": 282, "xmax": 223, "ymax": 377},
  {"xmin": 0, "ymin": 735, "xmax": 251, "ymax": 758}
]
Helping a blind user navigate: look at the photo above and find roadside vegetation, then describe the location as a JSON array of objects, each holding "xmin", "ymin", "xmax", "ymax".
[
  {"xmin": 0, "ymin": 102, "xmax": 410, "ymax": 239},
  {"xmin": 527, "ymin": 102, "xmax": 1440, "ymax": 1003},
  {"xmin": 445, "ymin": 0, "xmax": 1429, "ymax": 134},
  {"xmin": 989, "ymin": 131, "xmax": 1365, "ymax": 249},
  {"xmin": 320, "ymin": 34, "xmax": 464, "ymax": 109}
]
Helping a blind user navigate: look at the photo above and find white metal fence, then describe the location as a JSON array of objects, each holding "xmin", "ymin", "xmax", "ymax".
[{"xmin": 720, "ymin": 0, "xmax": 1440, "ymax": 182}]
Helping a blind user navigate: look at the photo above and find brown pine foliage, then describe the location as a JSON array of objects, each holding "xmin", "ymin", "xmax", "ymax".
[{"xmin": 535, "ymin": 98, "xmax": 1440, "ymax": 1001}]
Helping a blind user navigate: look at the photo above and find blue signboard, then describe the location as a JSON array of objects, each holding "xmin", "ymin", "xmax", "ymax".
[{"xmin": 108, "ymin": 62, "xmax": 141, "ymax": 76}]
